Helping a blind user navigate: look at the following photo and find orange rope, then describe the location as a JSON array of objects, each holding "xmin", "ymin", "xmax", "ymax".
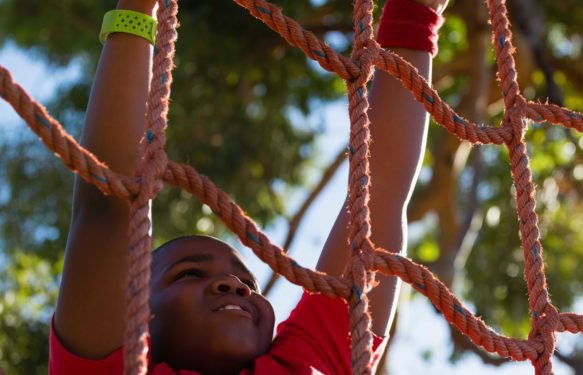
[{"xmin": 1, "ymin": 0, "xmax": 582, "ymax": 374}]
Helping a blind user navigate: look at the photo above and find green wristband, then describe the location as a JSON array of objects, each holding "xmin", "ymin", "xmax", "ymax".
[{"xmin": 100, "ymin": 10, "xmax": 157, "ymax": 45}]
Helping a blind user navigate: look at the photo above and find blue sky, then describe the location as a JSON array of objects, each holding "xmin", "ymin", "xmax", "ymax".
[{"xmin": 0, "ymin": 41, "xmax": 578, "ymax": 374}]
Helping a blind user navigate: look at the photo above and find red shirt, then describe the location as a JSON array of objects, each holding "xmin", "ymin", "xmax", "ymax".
[{"xmin": 50, "ymin": 292, "xmax": 387, "ymax": 374}]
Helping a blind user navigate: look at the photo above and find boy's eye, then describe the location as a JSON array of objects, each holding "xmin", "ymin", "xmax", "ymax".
[{"xmin": 177, "ymin": 269, "xmax": 204, "ymax": 280}]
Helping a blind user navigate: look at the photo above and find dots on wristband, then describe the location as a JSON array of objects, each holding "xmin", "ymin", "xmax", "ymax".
[{"xmin": 498, "ymin": 36, "xmax": 506, "ymax": 47}]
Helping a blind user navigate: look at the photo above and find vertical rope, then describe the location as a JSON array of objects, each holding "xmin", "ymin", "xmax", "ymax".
[
  {"xmin": 488, "ymin": 0, "xmax": 521, "ymax": 112},
  {"xmin": 488, "ymin": 0, "xmax": 557, "ymax": 372},
  {"xmin": 345, "ymin": 0, "xmax": 377, "ymax": 373},
  {"xmin": 506, "ymin": 130, "xmax": 556, "ymax": 374},
  {"xmin": 124, "ymin": 1, "xmax": 178, "ymax": 374}
]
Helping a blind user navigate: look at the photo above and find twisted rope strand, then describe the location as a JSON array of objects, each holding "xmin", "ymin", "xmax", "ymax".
[
  {"xmin": 124, "ymin": 1, "xmax": 178, "ymax": 374},
  {"xmin": 0, "ymin": 65, "xmax": 140, "ymax": 199},
  {"xmin": 485, "ymin": 0, "xmax": 561, "ymax": 371},
  {"xmin": 163, "ymin": 161, "xmax": 353, "ymax": 298},
  {"xmin": 373, "ymin": 249, "xmax": 541, "ymax": 361},
  {"xmin": 375, "ymin": 49, "xmax": 513, "ymax": 145},
  {"xmin": 526, "ymin": 102, "xmax": 583, "ymax": 130},
  {"xmin": 488, "ymin": 0, "xmax": 521, "ymax": 113},
  {"xmin": 558, "ymin": 313, "xmax": 583, "ymax": 333},
  {"xmin": 233, "ymin": 0, "xmax": 360, "ymax": 80},
  {"xmin": 343, "ymin": 0, "xmax": 378, "ymax": 372}
]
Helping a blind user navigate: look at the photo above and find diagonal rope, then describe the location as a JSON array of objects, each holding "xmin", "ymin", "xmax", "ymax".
[{"xmin": 1, "ymin": 0, "xmax": 583, "ymax": 373}]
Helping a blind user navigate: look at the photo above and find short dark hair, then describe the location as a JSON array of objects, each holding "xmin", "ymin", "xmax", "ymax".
[{"xmin": 152, "ymin": 234, "xmax": 232, "ymax": 256}]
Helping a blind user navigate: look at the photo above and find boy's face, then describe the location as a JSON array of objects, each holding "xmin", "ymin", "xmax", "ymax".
[{"xmin": 149, "ymin": 236, "xmax": 275, "ymax": 372}]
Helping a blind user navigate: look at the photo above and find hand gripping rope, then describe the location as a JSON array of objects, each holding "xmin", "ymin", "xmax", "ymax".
[{"xmin": 1, "ymin": 0, "xmax": 583, "ymax": 374}]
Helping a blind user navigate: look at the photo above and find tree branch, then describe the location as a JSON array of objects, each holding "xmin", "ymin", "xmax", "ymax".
[
  {"xmin": 262, "ymin": 147, "xmax": 347, "ymax": 296},
  {"xmin": 507, "ymin": 0, "xmax": 564, "ymax": 105},
  {"xmin": 554, "ymin": 349, "xmax": 583, "ymax": 374}
]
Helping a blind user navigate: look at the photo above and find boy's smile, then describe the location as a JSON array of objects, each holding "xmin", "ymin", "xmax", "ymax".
[{"xmin": 148, "ymin": 235, "xmax": 275, "ymax": 373}]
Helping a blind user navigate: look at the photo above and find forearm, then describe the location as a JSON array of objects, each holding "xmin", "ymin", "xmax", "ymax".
[
  {"xmin": 369, "ymin": 50, "xmax": 430, "ymax": 209},
  {"xmin": 317, "ymin": 49, "xmax": 431, "ymax": 336},
  {"xmin": 317, "ymin": 0, "xmax": 444, "ymax": 338},
  {"xmin": 56, "ymin": 0, "xmax": 157, "ymax": 358},
  {"xmin": 73, "ymin": 0, "xmax": 156, "ymax": 215},
  {"xmin": 366, "ymin": 48, "xmax": 431, "ymax": 335}
]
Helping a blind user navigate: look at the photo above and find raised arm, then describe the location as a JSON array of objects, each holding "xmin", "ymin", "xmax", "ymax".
[
  {"xmin": 54, "ymin": 0, "xmax": 157, "ymax": 359},
  {"xmin": 317, "ymin": 0, "xmax": 447, "ymax": 337}
]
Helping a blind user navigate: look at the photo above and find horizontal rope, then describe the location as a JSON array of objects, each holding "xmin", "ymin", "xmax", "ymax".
[{"xmin": 0, "ymin": 65, "xmax": 140, "ymax": 199}]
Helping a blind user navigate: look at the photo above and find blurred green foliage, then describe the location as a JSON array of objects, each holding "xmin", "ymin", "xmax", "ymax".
[
  {"xmin": 406, "ymin": 0, "xmax": 583, "ymax": 357},
  {"xmin": 0, "ymin": 0, "xmax": 582, "ymax": 373}
]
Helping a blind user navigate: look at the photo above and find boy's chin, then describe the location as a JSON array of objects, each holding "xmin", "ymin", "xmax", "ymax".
[
  {"xmin": 209, "ymin": 319, "xmax": 271, "ymax": 354},
  {"xmin": 150, "ymin": 341, "xmax": 262, "ymax": 373},
  {"xmin": 210, "ymin": 332, "xmax": 270, "ymax": 360}
]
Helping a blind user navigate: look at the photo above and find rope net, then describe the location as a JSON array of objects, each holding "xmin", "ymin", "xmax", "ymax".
[{"xmin": 1, "ymin": 0, "xmax": 582, "ymax": 373}]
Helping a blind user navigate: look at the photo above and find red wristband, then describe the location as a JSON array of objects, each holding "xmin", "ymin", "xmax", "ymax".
[{"xmin": 376, "ymin": 0, "xmax": 444, "ymax": 57}]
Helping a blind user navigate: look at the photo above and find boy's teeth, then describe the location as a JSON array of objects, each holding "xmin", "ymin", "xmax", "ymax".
[{"xmin": 220, "ymin": 304, "xmax": 243, "ymax": 311}]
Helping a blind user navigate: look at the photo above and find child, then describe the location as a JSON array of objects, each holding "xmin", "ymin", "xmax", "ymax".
[{"xmin": 50, "ymin": 0, "xmax": 447, "ymax": 373}]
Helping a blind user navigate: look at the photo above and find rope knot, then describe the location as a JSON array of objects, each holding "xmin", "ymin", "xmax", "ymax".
[
  {"xmin": 529, "ymin": 303, "xmax": 559, "ymax": 374},
  {"xmin": 360, "ymin": 238, "xmax": 376, "ymax": 271},
  {"xmin": 133, "ymin": 155, "xmax": 168, "ymax": 206},
  {"xmin": 347, "ymin": 239, "xmax": 378, "ymax": 301},
  {"xmin": 502, "ymin": 108, "xmax": 527, "ymax": 144},
  {"xmin": 350, "ymin": 41, "xmax": 379, "ymax": 86}
]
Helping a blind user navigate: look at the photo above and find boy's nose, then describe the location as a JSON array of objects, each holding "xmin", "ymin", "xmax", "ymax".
[{"xmin": 210, "ymin": 275, "xmax": 252, "ymax": 297}]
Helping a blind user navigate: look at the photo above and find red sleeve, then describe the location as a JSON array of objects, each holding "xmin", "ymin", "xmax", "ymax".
[
  {"xmin": 377, "ymin": 0, "xmax": 444, "ymax": 56},
  {"xmin": 49, "ymin": 318, "xmax": 124, "ymax": 375},
  {"xmin": 259, "ymin": 292, "xmax": 387, "ymax": 375}
]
